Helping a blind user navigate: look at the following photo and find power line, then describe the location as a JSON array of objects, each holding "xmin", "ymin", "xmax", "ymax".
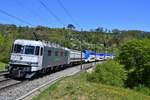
[
  {"xmin": 0, "ymin": 8, "xmax": 40, "ymax": 40},
  {"xmin": 0, "ymin": 8, "xmax": 33, "ymax": 26},
  {"xmin": 38, "ymin": 0, "xmax": 65, "ymax": 26},
  {"xmin": 57, "ymin": 0, "xmax": 83, "ymax": 70},
  {"xmin": 56, "ymin": 0, "xmax": 80, "ymax": 28},
  {"xmin": 16, "ymin": 0, "xmax": 41, "ymax": 23}
]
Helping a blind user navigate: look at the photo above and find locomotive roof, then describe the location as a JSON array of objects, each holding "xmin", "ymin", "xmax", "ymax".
[
  {"xmin": 14, "ymin": 39, "xmax": 67, "ymax": 49},
  {"xmin": 14, "ymin": 39, "xmax": 43, "ymax": 46}
]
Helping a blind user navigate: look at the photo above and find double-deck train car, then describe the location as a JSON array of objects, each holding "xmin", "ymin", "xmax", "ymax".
[
  {"xmin": 103, "ymin": 53, "xmax": 115, "ymax": 60},
  {"xmin": 7, "ymin": 39, "xmax": 84, "ymax": 78},
  {"xmin": 96, "ymin": 53, "xmax": 105, "ymax": 61},
  {"xmin": 83, "ymin": 50, "xmax": 115, "ymax": 62},
  {"xmin": 83, "ymin": 50, "xmax": 96, "ymax": 62}
]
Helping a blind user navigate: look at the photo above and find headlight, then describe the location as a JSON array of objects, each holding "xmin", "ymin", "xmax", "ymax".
[
  {"xmin": 31, "ymin": 62, "xmax": 38, "ymax": 64},
  {"xmin": 31, "ymin": 62, "xmax": 38, "ymax": 67}
]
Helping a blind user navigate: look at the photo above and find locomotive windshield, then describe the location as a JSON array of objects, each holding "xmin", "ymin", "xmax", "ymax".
[
  {"xmin": 13, "ymin": 44, "xmax": 40, "ymax": 55},
  {"xmin": 13, "ymin": 44, "xmax": 24, "ymax": 54},
  {"xmin": 25, "ymin": 46, "xmax": 35, "ymax": 55}
]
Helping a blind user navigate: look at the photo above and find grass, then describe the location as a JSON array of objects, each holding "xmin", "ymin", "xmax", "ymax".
[
  {"xmin": 0, "ymin": 62, "xmax": 5, "ymax": 71},
  {"xmin": 33, "ymin": 73, "xmax": 150, "ymax": 100}
]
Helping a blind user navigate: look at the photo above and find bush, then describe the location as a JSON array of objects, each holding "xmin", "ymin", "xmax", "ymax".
[
  {"xmin": 118, "ymin": 39, "xmax": 150, "ymax": 87},
  {"xmin": 87, "ymin": 60, "xmax": 127, "ymax": 87},
  {"xmin": 134, "ymin": 84, "xmax": 150, "ymax": 96},
  {"xmin": 0, "ymin": 62, "xmax": 5, "ymax": 71},
  {"xmin": 0, "ymin": 33, "xmax": 13, "ymax": 63}
]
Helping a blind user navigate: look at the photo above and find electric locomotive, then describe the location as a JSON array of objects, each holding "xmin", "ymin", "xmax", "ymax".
[{"xmin": 7, "ymin": 39, "xmax": 84, "ymax": 78}]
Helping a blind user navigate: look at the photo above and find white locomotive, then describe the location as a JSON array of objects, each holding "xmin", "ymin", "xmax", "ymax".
[{"xmin": 7, "ymin": 39, "xmax": 84, "ymax": 78}]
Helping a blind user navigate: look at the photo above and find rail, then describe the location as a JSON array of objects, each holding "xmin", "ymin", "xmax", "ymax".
[
  {"xmin": 0, "ymin": 71, "xmax": 9, "ymax": 76},
  {"xmin": 17, "ymin": 62, "xmax": 98, "ymax": 100}
]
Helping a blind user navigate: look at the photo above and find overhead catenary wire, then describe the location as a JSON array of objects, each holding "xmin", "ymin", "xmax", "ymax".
[
  {"xmin": 56, "ymin": 0, "xmax": 83, "ymax": 69},
  {"xmin": 56, "ymin": 0, "xmax": 81, "ymax": 28},
  {"xmin": 0, "ymin": 8, "xmax": 39, "ymax": 40},
  {"xmin": 16, "ymin": 0, "xmax": 42, "ymax": 24},
  {"xmin": 0, "ymin": 8, "xmax": 33, "ymax": 26},
  {"xmin": 38, "ymin": 0, "xmax": 65, "ymax": 26}
]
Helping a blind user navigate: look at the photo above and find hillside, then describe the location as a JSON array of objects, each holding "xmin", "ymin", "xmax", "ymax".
[
  {"xmin": 0, "ymin": 62, "xmax": 5, "ymax": 71},
  {"xmin": 0, "ymin": 24, "xmax": 150, "ymax": 64},
  {"xmin": 33, "ymin": 73, "xmax": 150, "ymax": 100}
]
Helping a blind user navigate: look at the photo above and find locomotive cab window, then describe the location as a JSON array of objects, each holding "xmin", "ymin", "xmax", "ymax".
[
  {"xmin": 35, "ymin": 46, "xmax": 40, "ymax": 55},
  {"xmin": 13, "ymin": 44, "xmax": 24, "ymax": 54},
  {"xmin": 25, "ymin": 46, "xmax": 35, "ymax": 55},
  {"xmin": 40, "ymin": 47, "xmax": 43, "ymax": 56}
]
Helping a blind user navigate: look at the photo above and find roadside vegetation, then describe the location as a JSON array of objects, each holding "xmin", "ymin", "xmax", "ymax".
[
  {"xmin": 0, "ymin": 62, "xmax": 5, "ymax": 71},
  {"xmin": 33, "ymin": 73, "xmax": 150, "ymax": 100},
  {"xmin": 87, "ymin": 60, "xmax": 127, "ymax": 87},
  {"xmin": 118, "ymin": 39, "xmax": 150, "ymax": 95},
  {"xmin": 33, "ymin": 38, "xmax": 150, "ymax": 99}
]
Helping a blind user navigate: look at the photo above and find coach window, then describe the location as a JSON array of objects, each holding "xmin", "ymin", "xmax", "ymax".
[
  {"xmin": 40, "ymin": 47, "xmax": 43, "ymax": 56},
  {"xmin": 35, "ymin": 46, "xmax": 40, "ymax": 55},
  {"xmin": 55, "ymin": 51, "xmax": 58, "ymax": 56},
  {"xmin": 65, "ymin": 52, "xmax": 68, "ymax": 57},
  {"xmin": 48, "ymin": 50, "xmax": 51, "ymax": 56},
  {"xmin": 60, "ymin": 51, "xmax": 63, "ymax": 56}
]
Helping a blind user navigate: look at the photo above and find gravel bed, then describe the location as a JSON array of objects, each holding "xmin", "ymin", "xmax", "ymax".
[
  {"xmin": 0, "ymin": 64, "xmax": 86, "ymax": 100},
  {"xmin": 0, "ymin": 79, "xmax": 21, "ymax": 90},
  {"xmin": 0, "ymin": 62, "xmax": 102, "ymax": 100}
]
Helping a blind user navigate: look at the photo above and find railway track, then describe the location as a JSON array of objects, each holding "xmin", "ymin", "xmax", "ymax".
[
  {"xmin": 18, "ymin": 62, "xmax": 97, "ymax": 100},
  {"xmin": 0, "ymin": 71, "xmax": 27, "ymax": 92},
  {"xmin": 0, "ymin": 77, "xmax": 11, "ymax": 83},
  {"xmin": 0, "ymin": 62, "xmax": 101, "ymax": 100},
  {"xmin": 0, "ymin": 78, "xmax": 23, "ymax": 91},
  {"xmin": 0, "ymin": 71, "xmax": 9, "ymax": 76},
  {"xmin": 0, "ymin": 71, "xmax": 10, "ymax": 82}
]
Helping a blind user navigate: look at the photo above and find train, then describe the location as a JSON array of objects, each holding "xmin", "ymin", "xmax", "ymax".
[
  {"xmin": 83, "ymin": 50, "xmax": 115, "ymax": 62},
  {"xmin": 6, "ymin": 39, "xmax": 114, "ymax": 78},
  {"xmin": 83, "ymin": 50, "xmax": 96, "ymax": 62}
]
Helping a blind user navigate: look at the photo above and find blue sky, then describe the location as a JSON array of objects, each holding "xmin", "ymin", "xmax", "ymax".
[{"xmin": 0, "ymin": 0, "xmax": 149, "ymax": 31}]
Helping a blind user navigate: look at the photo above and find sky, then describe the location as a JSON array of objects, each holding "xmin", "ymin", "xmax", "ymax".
[{"xmin": 0, "ymin": 0, "xmax": 149, "ymax": 31}]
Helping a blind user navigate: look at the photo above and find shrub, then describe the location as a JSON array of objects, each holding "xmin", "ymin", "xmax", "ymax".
[
  {"xmin": 87, "ymin": 60, "xmax": 127, "ymax": 87},
  {"xmin": 0, "ymin": 33, "xmax": 14, "ymax": 63},
  {"xmin": 134, "ymin": 84, "xmax": 150, "ymax": 96},
  {"xmin": 118, "ymin": 39, "xmax": 150, "ymax": 87}
]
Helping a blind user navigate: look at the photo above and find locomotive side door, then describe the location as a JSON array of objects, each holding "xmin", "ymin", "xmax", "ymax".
[{"xmin": 38, "ymin": 47, "xmax": 44, "ymax": 68}]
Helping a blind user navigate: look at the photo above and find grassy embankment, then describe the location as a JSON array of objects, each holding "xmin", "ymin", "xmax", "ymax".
[
  {"xmin": 33, "ymin": 73, "xmax": 150, "ymax": 100},
  {"xmin": 0, "ymin": 62, "xmax": 5, "ymax": 71}
]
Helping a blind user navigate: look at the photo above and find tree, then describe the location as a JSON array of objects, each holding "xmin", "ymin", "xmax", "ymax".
[
  {"xmin": 87, "ymin": 60, "xmax": 127, "ymax": 87},
  {"xmin": 0, "ymin": 33, "xmax": 5, "ymax": 52},
  {"xmin": 118, "ymin": 39, "xmax": 150, "ymax": 88},
  {"xmin": 67, "ymin": 24, "xmax": 75, "ymax": 30},
  {"xmin": 95, "ymin": 27, "xmax": 103, "ymax": 32}
]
